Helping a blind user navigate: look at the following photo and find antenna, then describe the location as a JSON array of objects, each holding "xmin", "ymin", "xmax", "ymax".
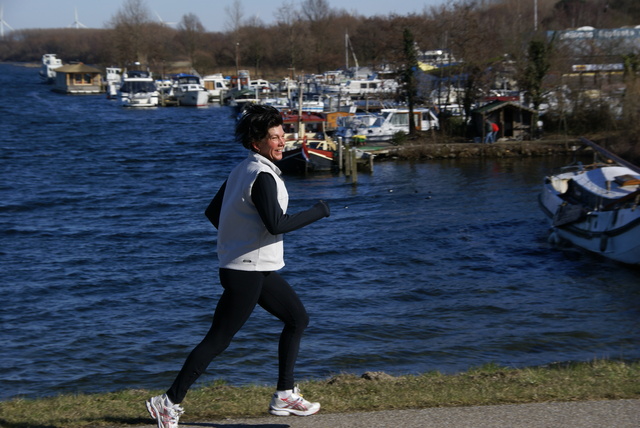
[
  {"xmin": 1, "ymin": 5, "xmax": 14, "ymax": 38},
  {"xmin": 69, "ymin": 7, "xmax": 87, "ymax": 29}
]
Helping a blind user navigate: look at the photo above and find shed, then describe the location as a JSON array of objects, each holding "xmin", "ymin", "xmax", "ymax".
[
  {"xmin": 471, "ymin": 100, "xmax": 537, "ymax": 141},
  {"xmin": 53, "ymin": 63, "xmax": 103, "ymax": 94}
]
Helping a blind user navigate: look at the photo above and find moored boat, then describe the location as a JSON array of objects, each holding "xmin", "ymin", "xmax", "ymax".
[
  {"xmin": 335, "ymin": 108, "xmax": 439, "ymax": 144},
  {"xmin": 173, "ymin": 74, "xmax": 209, "ymax": 107},
  {"xmin": 538, "ymin": 138, "xmax": 640, "ymax": 265},
  {"xmin": 276, "ymin": 111, "xmax": 337, "ymax": 175},
  {"xmin": 39, "ymin": 54, "xmax": 63, "ymax": 84},
  {"xmin": 104, "ymin": 67, "xmax": 122, "ymax": 99},
  {"xmin": 202, "ymin": 73, "xmax": 229, "ymax": 102},
  {"xmin": 119, "ymin": 70, "xmax": 159, "ymax": 107}
]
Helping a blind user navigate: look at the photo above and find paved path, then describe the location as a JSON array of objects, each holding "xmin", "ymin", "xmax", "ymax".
[{"xmin": 140, "ymin": 399, "xmax": 640, "ymax": 427}]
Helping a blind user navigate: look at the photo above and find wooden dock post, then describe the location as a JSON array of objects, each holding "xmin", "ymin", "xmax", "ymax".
[
  {"xmin": 350, "ymin": 147, "xmax": 358, "ymax": 184},
  {"xmin": 337, "ymin": 137, "xmax": 343, "ymax": 172}
]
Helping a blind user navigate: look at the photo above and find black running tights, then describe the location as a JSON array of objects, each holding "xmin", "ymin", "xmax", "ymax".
[{"xmin": 166, "ymin": 268, "xmax": 309, "ymax": 404}]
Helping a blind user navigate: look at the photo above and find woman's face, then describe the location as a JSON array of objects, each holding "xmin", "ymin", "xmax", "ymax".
[{"xmin": 252, "ymin": 125, "xmax": 285, "ymax": 162}]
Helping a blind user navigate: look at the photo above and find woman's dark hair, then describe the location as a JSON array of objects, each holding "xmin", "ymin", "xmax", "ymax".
[{"xmin": 235, "ymin": 103, "xmax": 283, "ymax": 150}]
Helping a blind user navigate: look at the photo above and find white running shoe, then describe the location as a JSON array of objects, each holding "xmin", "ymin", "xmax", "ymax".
[
  {"xmin": 146, "ymin": 394, "xmax": 184, "ymax": 428},
  {"xmin": 269, "ymin": 386, "xmax": 320, "ymax": 416}
]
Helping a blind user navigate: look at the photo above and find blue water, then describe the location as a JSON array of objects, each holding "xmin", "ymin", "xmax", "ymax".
[{"xmin": 1, "ymin": 63, "xmax": 639, "ymax": 401}]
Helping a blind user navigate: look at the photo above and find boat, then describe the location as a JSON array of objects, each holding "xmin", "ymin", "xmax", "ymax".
[
  {"xmin": 333, "ymin": 78, "xmax": 398, "ymax": 97},
  {"xmin": 173, "ymin": 74, "xmax": 210, "ymax": 106},
  {"xmin": 223, "ymin": 87, "xmax": 261, "ymax": 108},
  {"xmin": 104, "ymin": 67, "xmax": 122, "ymax": 99},
  {"xmin": 334, "ymin": 108, "xmax": 439, "ymax": 144},
  {"xmin": 276, "ymin": 111, "xmax": 337, "ymax": 175},
  {"xmin": 39, "ymin": 54, "xmax": 63, "ymax": 84},
  {"xmin": 202, "ymin": 73, "xmax": 229, "ymax": 102},
  {"xmin": 119, "ymin": 70, "xmax": 159, "ymax": 107},
  {"xmin": 538, "ymin": 137, "xmax": 640, "ymax": 265}
]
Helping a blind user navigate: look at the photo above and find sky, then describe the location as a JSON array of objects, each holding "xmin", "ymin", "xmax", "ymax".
[{"xmin": 1, "ymin": 0, "xmax": 447, "ymax": 33}]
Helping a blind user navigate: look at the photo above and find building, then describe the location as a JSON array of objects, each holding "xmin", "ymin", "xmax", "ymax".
[{"xmin": 472, "ymin": 100, "xmax": 538, "ymax": 141}]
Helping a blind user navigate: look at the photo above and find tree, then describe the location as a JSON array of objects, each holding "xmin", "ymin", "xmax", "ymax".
[
  {"xmin": 177, "ymin": 13, "xmax": 205, "ymax": 70},
  {"xmin": 274, "ymin": 1, "xmax": 303, "ymax": 71},
  {"xmin": 521, "ymin": 39, "xmax": 551, "ymax": 110},
  {"xmin": 225, "ymin": 0, "xmax": 244, "ymax": 76},
  {"xmin": 108, "ymin": 0, "xmax": 154, "ymax": 66},
  {"xmin": 301, "ymin": 0, "xmax": 334, "ymax": 73}
]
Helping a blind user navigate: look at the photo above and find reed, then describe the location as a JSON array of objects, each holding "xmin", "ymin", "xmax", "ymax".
[{"xmin": 1, "ymin": 360, "xmax": 638, "ymax": 427}]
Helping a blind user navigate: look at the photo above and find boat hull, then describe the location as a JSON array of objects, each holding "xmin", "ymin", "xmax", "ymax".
[
  {"xmin": 120, "ymin": 93, "xmax": 159, "ymax": 107},
  {"xmin": 277, "ymin": 147, "xmax": 335, "ymax": 175},
  {"xmin": 177, "ymin": 90, "xmax": 210, "ymax": 107}
]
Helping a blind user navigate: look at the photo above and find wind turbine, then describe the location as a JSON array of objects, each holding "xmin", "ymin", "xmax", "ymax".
[
  {"xmin": 1, "ymin": 5, "xmax": 14, "ymax": 38},
  {"xmin": 154, "ymin": 11, "xmax": 177, "ymax": 27},
  {"xmin": 69, "ymin": 7, "xmax": 87, "ymax": 29}
]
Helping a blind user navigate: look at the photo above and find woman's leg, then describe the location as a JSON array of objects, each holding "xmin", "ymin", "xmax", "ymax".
[
  {"xmin": 166, "ymin": 269, "xmax": 264, "ymax": 404},
  {"xmin": 257, "ymin": 272, "xmax": 309, "ymax": 391}
]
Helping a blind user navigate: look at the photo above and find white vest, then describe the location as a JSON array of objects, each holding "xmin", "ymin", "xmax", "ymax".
[{"xmin": 217, "ymin": 152, "xmax": 288, "ymax": 271}]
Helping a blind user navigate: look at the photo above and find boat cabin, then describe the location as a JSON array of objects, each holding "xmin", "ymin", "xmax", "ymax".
[{"xmin": 52, "ymin": 63, "xmax": 103, "ymax": 94}]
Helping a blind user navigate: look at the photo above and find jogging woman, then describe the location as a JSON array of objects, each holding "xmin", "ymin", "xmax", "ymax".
[{"xmin": 146, "ymin": 104, "xmax": 330, "ymax": 428}]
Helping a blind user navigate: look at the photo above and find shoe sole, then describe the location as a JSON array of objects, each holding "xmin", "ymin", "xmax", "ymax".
[{"xmin": 269, "ymin": 405, "xmax": 320, "ymax": 416}]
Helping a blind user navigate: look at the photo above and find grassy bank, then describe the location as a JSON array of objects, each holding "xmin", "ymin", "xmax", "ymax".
[{"xmin": 1, "ymin": 360, "xmax": 638, "ymax": 427}]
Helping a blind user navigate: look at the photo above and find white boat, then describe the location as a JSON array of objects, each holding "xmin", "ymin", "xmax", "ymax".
[
  {"xmin": 173, "ymin": 74, "xmax": 210, "ymax": 106},
  {"xmin": 334, "ymin": 78, "xmax": 398, "ymax": 97},
  {"xmin": 539, "ymin": 138, "xmax": 640, "ymax": 265},
  {"xmin": 39, "ymin": 54, "xmax": 63, "ymax": 84},
  {"xmin": 335, "ymin": 108, "xmax": 439, "ymax": 144},
  {"xmin": 202, "ymin": 73, "xmax": 229, "ymax": 102},
  {"xmin": 104, "ymin": 67, "xmax": 122, "ymax": 99},
  {"xmin": 119, "ymin": 70, "xmax": 159, "ymax": 107},
  {"xmin": 248, "ymin": 79, "xmax": 272, "ymax": 94}
]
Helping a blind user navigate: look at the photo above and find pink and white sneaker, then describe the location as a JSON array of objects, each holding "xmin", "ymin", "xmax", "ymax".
[
  {"xmin": 146, "ymin": 394, "xmax": 184, "ymax": 428},
  {"xmin": 269, "ymin": 386, "xmax": 320, "ymax": 416}
]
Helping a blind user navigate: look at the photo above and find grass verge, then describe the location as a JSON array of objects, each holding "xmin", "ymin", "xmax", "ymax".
[{"xmin": 1, "ymin": 360, "xmax": 638, "ymax": 427}]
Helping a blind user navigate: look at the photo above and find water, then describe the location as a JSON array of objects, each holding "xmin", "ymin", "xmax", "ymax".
[{"xmin": 1, "ymin": 63, "xmax": 639, "ymax": 401}]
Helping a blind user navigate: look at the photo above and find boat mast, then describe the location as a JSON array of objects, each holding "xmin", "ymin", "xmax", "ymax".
[
  {"xmin": 345, "ymin": 31, "xmax": 359, "ymax": 75},
  {"xmin": 297, "ymin": 75, "xmax": 304, "ymax": 141}
]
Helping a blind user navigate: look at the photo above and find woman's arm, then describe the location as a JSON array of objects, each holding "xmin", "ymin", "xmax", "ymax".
[{"xmin": 252, "ymin": 172, "xmax": 329, "ymax": 235}]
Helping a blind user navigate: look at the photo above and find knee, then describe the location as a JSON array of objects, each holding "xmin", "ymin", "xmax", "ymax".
[{"xmin": 289, "ymin": 311, "xmax": 309, "ymax": 332}]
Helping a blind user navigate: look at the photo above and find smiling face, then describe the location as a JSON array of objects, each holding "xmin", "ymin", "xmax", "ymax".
[{"xmin": 252, "ymin": 125, "xmax": 285, "ymax": 162}]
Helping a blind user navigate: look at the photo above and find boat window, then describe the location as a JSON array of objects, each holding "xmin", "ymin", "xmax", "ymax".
[
  {"xmin": 390, "ymin": 114, "xmax": 410, "ymax": 126},
  {"xmin": 121, "ymin": 81, "xmax": 157, "ymax": 93}
]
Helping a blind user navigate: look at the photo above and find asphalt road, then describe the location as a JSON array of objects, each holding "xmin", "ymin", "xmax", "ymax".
[{"xmin": 139, "ymin": 399, "xmax": 640, "ymax": 428}]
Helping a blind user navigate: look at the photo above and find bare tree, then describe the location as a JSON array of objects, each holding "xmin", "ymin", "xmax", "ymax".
[
  {"xmin": 108, "ymin": 0, "xmax": 154, "ymax": 66},
  {"xmin": 177, "ymin": 13, "xmax": 205, "ymax": 70},
  {"xmin": 300, "ymin": 0, "xmax": 334, "ymax": 73},
  {"xmin": 275, "ymin": 0, "xmax": 303, "ymax": 71},
  {"xmin": 225, "ymin": 0, "xmax": 244, "ymax": 75}
]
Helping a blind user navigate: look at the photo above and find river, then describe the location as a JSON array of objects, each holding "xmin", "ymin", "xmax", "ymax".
[{"xmin": 1, "ymin": 63, "xmax": 638, "ymax": 401}]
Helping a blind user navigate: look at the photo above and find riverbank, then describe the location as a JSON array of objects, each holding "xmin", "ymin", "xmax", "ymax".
[
  {"xmin": 361, "ymin": 135, "xmax": 583, "ymax": 161},
  {"xmin": 1, "ymin": 360, "xmax": 638, "ymax": 427}
]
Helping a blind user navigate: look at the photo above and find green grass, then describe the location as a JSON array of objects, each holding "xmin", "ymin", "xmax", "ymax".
[{"xmin": 1, "ymin": 360, "xmax": 639, "ymax": 427}]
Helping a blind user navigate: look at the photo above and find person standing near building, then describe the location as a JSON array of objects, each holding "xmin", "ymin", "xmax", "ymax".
[
  {"xmin": 484, "ymin": 119, "xmax": 494, "ymax": 143},
  {"xmin": 146, "ymin": 104, "xmax": 330, "ymax": 428}
]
